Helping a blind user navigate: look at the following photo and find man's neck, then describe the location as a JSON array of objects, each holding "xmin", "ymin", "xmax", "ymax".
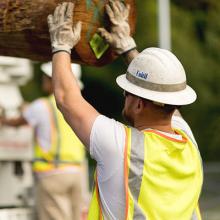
[{"xmin": 134, "ymin": 117, "xmax": 174, "ymax": 134}]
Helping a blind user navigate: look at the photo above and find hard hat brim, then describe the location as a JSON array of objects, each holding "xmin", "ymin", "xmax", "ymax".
[
  {"xmin": 116, "ymin": 74, "xmax": 197, "ymax": 106},
  {"xmin": 41, "ymin": 62, "xmax": 84, "ymax": 90}
]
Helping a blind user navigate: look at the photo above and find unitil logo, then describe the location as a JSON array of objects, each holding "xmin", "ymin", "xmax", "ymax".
[{"xmin": 136, "ymin": 70, "xmax": 148, "ymax": 80}]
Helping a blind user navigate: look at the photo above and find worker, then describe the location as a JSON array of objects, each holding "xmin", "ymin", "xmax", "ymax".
[
  {"xmin": 47, "ymin": 1, "xmax": 203, "ymax": 220},
  {"xmin": 0, "ymin": 62, "xmax": 87, "ymax": 220}
]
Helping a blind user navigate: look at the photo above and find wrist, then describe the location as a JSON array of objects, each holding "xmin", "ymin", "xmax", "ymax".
[
  {"xmin": 122, "ymin": 48, "xmax": 139, "ymax": 65},
  {"xmin": 52, "ymin": 46, "xmax": 72, "ymax": 55},
  {"xmin": 52, "ymin": 50, "xmax": 71, "ymax": 55},
  {"xmin": 52, "ymin": 51, "xmax": 72, "ymax": 61},
  {"xmin": 116, "ymin": 36, "xmax": 136, "ymax": 55}
]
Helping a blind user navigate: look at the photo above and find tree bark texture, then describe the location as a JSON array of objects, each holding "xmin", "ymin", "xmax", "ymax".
[{"xmin": 0, "ymin": 0, "xmax": 136, "ymax": 66}]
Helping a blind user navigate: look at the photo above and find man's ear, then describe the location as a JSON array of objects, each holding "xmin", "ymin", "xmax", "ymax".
[{"xmin": 135, "ymin": 98, "xmax": 145, "ymax": 113}]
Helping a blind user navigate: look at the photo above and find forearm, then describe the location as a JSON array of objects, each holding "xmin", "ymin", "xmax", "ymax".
[
  {"xmin": 52, "ymin": 52, "xmax": 81, "ymax": 107},
  {"xmin": 1, "ymin": 117, "xmax": 27, "ymax": 127},
  {"xmin": 52, "ymin": 52, "xmax": 99, "ymax": 147},
  {"xmin": 122, "ymin": 48, "xmax": 139, "ymax": 65}
]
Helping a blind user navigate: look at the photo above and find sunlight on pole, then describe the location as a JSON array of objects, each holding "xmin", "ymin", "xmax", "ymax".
[{"xmin": 158, "ymin": 0, "xmax": 171, "ymax": 50}]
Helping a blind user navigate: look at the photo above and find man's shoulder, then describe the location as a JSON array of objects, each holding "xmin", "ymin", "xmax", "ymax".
[
  {"xmin": 28, "ymin": 97, "xmax": 50, "ymax": 109},
  {"xmin": 23, "ymin": 97, "xmax": 49, "ymax": 118},
  {"xmin": 92, "ymin": 115, "xmax": 125, "ymax": 131},
  {"xmin": 172, "ymin": 115, "xmax": 191, "ymax": 131},
  {"xmin": 171, "ymin": 115, "xmax": 197, "ymax": 145},
  {"xmin": 90, "ymin": 115, "xmax": 126, "ymax": 160}
]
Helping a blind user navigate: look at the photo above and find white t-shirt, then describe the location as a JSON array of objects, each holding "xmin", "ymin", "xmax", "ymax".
[
  {"xmin": 90, "ymin": 115, "xmax": 197, "ymax": 220},
  {"xmin": 23, "ymin": 99, "xmax": 51, "ymax": 151}
]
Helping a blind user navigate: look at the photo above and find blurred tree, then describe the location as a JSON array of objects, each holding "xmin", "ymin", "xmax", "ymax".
[
  {"xmin": 20, "ymin": 63, "xmax": 44, "ymax": 102},
  {"xmin": 171, "ymin": 0, "xmax": 220, "ymax": 160},
  {"xmin": 172, "ymin": 0, "xmax": 210, "ymax": 11}
]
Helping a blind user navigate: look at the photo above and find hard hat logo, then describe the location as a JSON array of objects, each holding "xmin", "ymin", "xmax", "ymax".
[
  {"xmin": 126, "ymin": 71, "xmax": 186, "ymax": 92},
  {"xmin": 136, "ymin": 70, "xmax": 148, "ymax": 80},
  {"xmin": 116, "ymin": 47, "xmax": 197, "ymax": 106}
]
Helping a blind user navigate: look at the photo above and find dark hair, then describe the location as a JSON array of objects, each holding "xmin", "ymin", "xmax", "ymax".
[
  {"xmin": 162, "ymin": 104, "xmax": 181, "ymax": 114},
  {"xmin": 142, "ymin": 98, "xmax": 180, "ymax": 114}
]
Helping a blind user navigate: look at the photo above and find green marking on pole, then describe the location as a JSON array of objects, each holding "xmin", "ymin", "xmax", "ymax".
[
  {"xmin": 86, "ymin": 5, "xmax": 99, "ymax": 41},
  {"xmin": 86, "ymin": 0, "xmax": 106, "ymax": 41},
  {"xmin": 86, "ymin": 0, "xmax": 92, "ymax": 10}
]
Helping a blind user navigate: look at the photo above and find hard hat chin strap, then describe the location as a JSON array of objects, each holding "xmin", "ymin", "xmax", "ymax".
[{"xmin": 126, "ymin": 72, "xmax": 186, "ymax": 92}]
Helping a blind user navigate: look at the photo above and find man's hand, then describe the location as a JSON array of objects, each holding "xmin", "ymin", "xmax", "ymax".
[
  {"xmin": 47, "ymin": 2, "xmax": 82, "ymax": 54},
  {"xmin": 98, "ymin": 0, "xmax": 136, "ymax": 55}
]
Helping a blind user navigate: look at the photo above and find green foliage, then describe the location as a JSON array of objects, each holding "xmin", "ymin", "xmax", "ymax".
[
  {"xmin": 171, "ymin": 1, "xmax": 220, "ymax": 160},
  {"xmin": 20, "ymin": 63, "xmax": 45, "ymax": 101}
]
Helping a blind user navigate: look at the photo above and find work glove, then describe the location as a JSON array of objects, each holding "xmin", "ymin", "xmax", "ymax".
[
  {"xmin": 47, "ymin": 2, "xmax": 82, "ymax": 54},
  {"xmin": 98, "ymin": 0, "xmax": 136, "ymax": 55}
]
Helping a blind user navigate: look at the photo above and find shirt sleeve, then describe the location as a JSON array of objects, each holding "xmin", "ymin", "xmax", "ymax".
[
  {"xmin": 171, "ymin": 115, "xmax": 198, "ymax": 146},
  {"xmin": 23, "ymin": 99, "xmax": 46, "ymax": 127},
  {"xmin": 90, "ymin": 115, "xmax": 126, "ymax": 182}
]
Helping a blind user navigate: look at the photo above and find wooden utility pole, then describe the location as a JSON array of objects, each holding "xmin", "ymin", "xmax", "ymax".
[{"xmin": 0, "ymin": 0, "xmax": 136, "ymax": 66}]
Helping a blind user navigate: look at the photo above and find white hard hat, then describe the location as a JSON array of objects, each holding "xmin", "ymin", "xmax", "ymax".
[
  {"xmin": 41, "ymin": 62, "xmax": 84, "ymax": 90},
  {"xmin": 116, "ymin": 47, "xmax": 197, "ymax": 106}
]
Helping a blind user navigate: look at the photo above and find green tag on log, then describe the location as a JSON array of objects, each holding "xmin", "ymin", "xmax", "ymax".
[{"xmin": 89, "ymin": 33, "xmax": 109, "ymax": 59}]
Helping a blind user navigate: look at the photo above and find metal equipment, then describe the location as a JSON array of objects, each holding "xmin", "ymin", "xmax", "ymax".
[{"xmin": 0, "ymin": 56, "xmax": 34, "ymax": 219}]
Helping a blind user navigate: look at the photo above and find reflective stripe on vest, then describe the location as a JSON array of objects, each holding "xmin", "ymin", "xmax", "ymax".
[
  {"xmin": 87, "ymin": 172, "xmax": 104, "ymax": 220},
  {"xmin": 126, "ymin": 127, "xmax": 145, "ymax": 219},
  {"xmin": 88, "ymin": 126, "xmax": 203, "ymax": 220},
  {"xmin": 33, "ymin": 95, "xmax": 85, "ymax": 172},
  {"xmin": 48, "ymin": 96, "xmax": 61, "ymax": 166},
  {"xmin": 191, "ymin": 205, "xmax": 202, "ymax": 220}
]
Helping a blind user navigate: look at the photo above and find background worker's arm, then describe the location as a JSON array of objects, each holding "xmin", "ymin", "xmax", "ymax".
[
  {"xmin": 0, "ymin": 116, "xmax": 28, "ymax": 127},
  {"xmin": 47, "ymin": 1, "xmax": 137, "ymax": 148}
]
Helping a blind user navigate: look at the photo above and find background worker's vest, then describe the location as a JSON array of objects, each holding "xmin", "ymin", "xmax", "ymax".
[
  {"xmin": 88, "ymin": 126, "xmax": 203, "ymax": 220},
  {"xmin": 32, "ymin": 95, "xmax": 85, "ymax": 172}
]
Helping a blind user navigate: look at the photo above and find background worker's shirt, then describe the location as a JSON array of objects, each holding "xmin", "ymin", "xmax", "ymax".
[
  {"xmin": 23, "ymin": 99, "xmax": 82, "ymax": 177},
  {"xmin": 23, "ymin": 99, "xmax": 51, "ymax": 151},
  {"xmin": 90, "ymin": 115, "xmax": 199, "ymax": 220}
]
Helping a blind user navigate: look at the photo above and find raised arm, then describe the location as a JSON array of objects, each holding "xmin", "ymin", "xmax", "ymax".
[
  {"xmin": 47, "ymin": 2, "xmax": 99, "ymax": 148},
  {"xmin": 47, "ymin": 1, "xmax": 138, "ymax": 148},
  {"xmin": 98, "ymin": 0, "xmax": 139, "ymax": 64},
  {"xmin": 52, "ymin": 52, "xmax": 99, "ymax": 148}
]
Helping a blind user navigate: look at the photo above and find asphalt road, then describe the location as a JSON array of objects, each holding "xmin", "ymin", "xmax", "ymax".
[{"xmin": 200, "ymin": 162, "xmax": 220, "ymax": 220}]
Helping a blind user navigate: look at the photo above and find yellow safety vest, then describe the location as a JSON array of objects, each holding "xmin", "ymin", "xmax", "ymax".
[
  {"xmin": 88, "ymin": 126, "xmax": 203, "ymax": 220},
  {"xmin": 32, "ymin": 95, "xmax": 85, "ymax": 172}
]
